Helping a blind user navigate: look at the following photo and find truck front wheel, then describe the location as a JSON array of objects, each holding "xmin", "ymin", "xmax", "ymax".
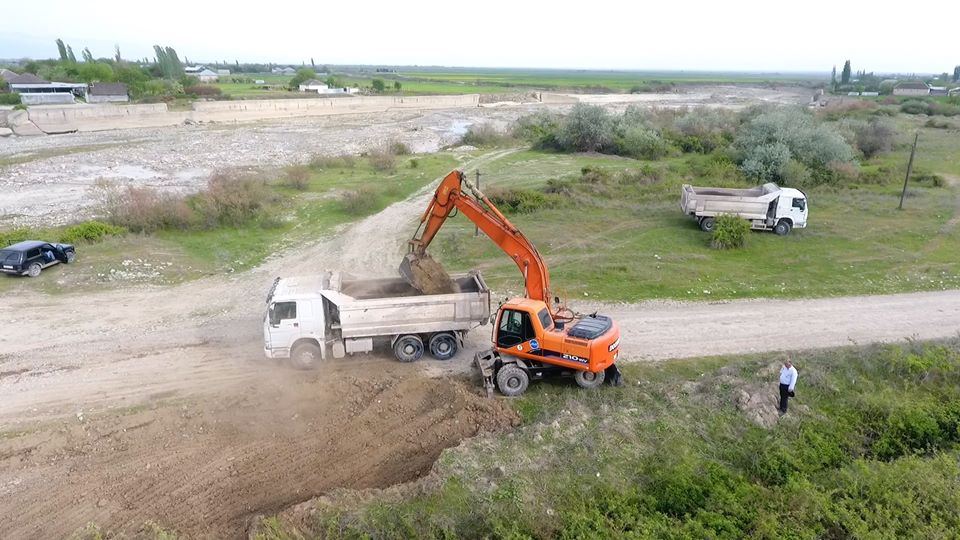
[
  {"xmin": 699, "ymin": 217, "xmax": 716, "ymax": 232},
  {"xmin": 394, "ymin": 335, "xmax": 424, "ymax": 362},
  {"xmin": 428, "ymin": 332, "xmax": 458, "ymax": 360},
  {"xmin": 290, "ymin": 342, "xmax": 322, "ymax": 370},
  {"xmin": 496, "ymin": 364, "xmax": 529, "ymax": 397},
  {"xmin": 774, "ymin": 220, "xmax": 792, "ymax": 236}
]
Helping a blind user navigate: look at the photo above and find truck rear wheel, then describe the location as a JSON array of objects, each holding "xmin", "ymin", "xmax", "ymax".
[
  {"xmin": 574, "ymin": 369, "xmax": 605, "ymax": 389},
  {"xmin": 496, "ymin": 364, "xmax": 529, "ymax": 397},
  {"xmin": 774, "ymin": 220, "xmax": 792, "ymax": 236},
  {"xmin": 394, "ymin": 335, "xmax": 424, "ymax": 362},
  {"xmin": 699, "ymin": 217, "xmax": 716, "ymax": 232},
  {"xmin": 428, "ymin": 332, "xmax": 458, "ymax": 361},
  {"xmin": 290, "ymin": 342, "xmax": 322, "ymax": 370}
]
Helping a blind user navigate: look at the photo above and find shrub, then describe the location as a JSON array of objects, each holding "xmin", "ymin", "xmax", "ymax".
[
  {"xmin": 191, "ymin": 173, "xmax": 273, "ymax": 227},
  {"xmin": 94, "ymin": 181, "xmax": 195, "ymax": 232},
  {"xmin": 340, "ymin": 186, "xmax": 378, "ymax": 214},
  {"xmin": 711, "ymin": 214, "xmax": 749, "ymax": 249},
  {"xmin": 0, "ymin": 92, "xmax": 21, "ymax": 105},
  {"xmin": 309, "ymin": 154, "xmax": 356, "ymax": 170},
  {"xmin": 388, "ymin": 141, "xmax": 411, "ymax": 155},
  {"xmin": 368, "ymin": 151, "xmax": 396, "ymax": 172},
  {"xmin": 673, "ymin": 108, "xmax": 738, "ymax": 153},
  {"xmin": 0, "ymin": 228, "xmax": 32, "ymax": 247},
  {"xmin": 408, "ymin": 158, "xmax": 419, "ymax": 169},
  {"xmin": 780, "ymin": 159, "xmax": 812, "ymax": 187},
  {"xmin": 461, "ymin": 123, "xmax": 514, "ymax": 147},
  {"xmin": 735, "ymin": 108, "xmax": 856, "ymax": 181},
  {"xmin": 616, "ymin": 127, "xmax": 673, "ymax": 160},
  {"xmin": 853, "ymin": 117, "xmax": 896, "ymax": 158},
  {"xmin": 825, "ymin": 161, "xmax": 860, "ymax": 183},
  {"xmin": 512, "ymin": 111, "xmax": 562, "ymax": 149},
  {"xmin": 557, "ymin": 104, "xmax": 614, "ymax": 152},
  {"xmin": 282, "ymin": 165, "xmax": 310, "ymax": 191},
  {"xmin": 486, "ymin": 188, "xmax": 556, "ymax": 213},
  {"xmin": 900, "ymin": 100, "xmax": 930, "ymax": 115},
  {"xmin": 740, "ymin": 142, "xmax": 791, "ymax": 180},
  {"xmin": 184, "ymin": 85, "xmax": 222, "ymax": 97},
  {"xmin": 58, "ymin": 221, "xmax": 126, "ymax": 244}
]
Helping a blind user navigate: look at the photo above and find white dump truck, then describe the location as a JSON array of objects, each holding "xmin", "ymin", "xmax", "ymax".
[
  {"xmin": 680, "ymin": 182, "xmax": 808, "ymax": 235},
  {"xmin": 263, "ymin": 271, "xmax": 491, "ymax": 368}
]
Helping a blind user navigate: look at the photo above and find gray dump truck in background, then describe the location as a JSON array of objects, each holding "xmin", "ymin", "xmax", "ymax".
[
  {"xmin": 264, "ymin": 271, "xmax": 491, "ymax": 368},
  {"xmin": 680, "ymin": 182, "xmax": 808, "ymax": 235}
]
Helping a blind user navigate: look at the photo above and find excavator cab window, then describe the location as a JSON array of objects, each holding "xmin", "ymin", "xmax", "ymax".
[{"xmin": 497, "ymin": 309, "xmax": 534, "ymax": 348}]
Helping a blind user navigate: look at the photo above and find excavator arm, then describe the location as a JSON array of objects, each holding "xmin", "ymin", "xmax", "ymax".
[{"xmin": 402, "ymin": 170, "xmax": 553, "ymax": 309}]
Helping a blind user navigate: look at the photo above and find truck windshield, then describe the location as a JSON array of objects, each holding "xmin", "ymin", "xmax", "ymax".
[
  {"xmin": 792, "ymin": 198, "xmax": 806, "ymax": 211},
  {"xmin": 0, "ymin": 250, "xmax": 22, "ymax": 264}
]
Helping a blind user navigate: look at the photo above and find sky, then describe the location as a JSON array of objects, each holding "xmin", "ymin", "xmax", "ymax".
[{"xmin": 1, "ymin": 0, "xmax": 957, "ymax": 73}]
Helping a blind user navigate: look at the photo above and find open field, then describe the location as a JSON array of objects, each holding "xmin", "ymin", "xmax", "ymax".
[
  {"xmin": 339, "ymin": 67, "xmax": 826, "ymax": 95},
  {"xmin": 2, "ymin": 89, "xmax": 960, "ymax": 538},
  {"xmin": 430, "ymin": 119, "xmax": 960, "ymax": 301},
  {"xmin": 209, "ymin": 68, "xmax": 825, "ymax": 98}
]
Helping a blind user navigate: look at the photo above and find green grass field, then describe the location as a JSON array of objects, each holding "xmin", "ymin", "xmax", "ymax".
[
  {"xmin": 425, "ymin": 117, "xmax": 960, "ymax": 301},
  {"xmin": 214, "ymin": 68, "xmax": 825, "ymax": 98}
]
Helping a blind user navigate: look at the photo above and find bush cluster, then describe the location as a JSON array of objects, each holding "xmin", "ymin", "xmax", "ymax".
[
  {"xmin": 58, "ymin": 221, "xmax": 126, "ymax": 244},
  {"xmin": 339, "ymin": 186, "xmax": 378, "ymax": 215},
  {"xmin": 94, "ymin": 173, "xmax": 275, "ymax": 233},
  {"xmin": 710, "ymin": 214, "xmax": 749, "ymax": 249},
  {"xmin": 485, "ymin": 187, "xmax": 558, "ymax": 213},
  {"xmin": 901, "ymin": 99, "xmax": 960, "ymax": 117},
  {"xmin": 460, "ymin": 123, "xmax": 514, "ymax": 147},
  {"xmin": 367, "ymin": 151, "xmax": 396, "ymax": 172},
  {"xmin": 735, "ymin": 108, "xmax": 856, "ymax": 185},
  {"xmin": 281, "ymin": 165, "xmax": 310, "ymax": 191},
  {"xmin": 0, "ymin": 92, "xmax": 21, "ymax": 105},
  {"xmin": 183, "ymin": 85, "xmax": 222, "ymax": 97},
  {"xmin": 308, "ymin": 154, "xmax": 356, "ymax": 170}
]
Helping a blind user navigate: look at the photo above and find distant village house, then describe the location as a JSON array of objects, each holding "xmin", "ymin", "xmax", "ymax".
[
  {"xmin": 892, "ymin": 81, "xmax": 930, "ymax": 96},
  {"xmin": 88, "ymin": 82, "xmax": 129, "ymax": 103},
  {"xmin": 0, "ymin": 69, "xmax": 86, "ymax": 104}
]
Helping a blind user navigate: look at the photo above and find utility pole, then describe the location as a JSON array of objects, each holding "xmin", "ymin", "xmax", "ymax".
[
  {"xmin": 474, "ymin": 169, "xmax": 482, "ymax": 237},
  {"xmin": 899, "ymin": 132, "xmax": 919, "ymax": 210}
]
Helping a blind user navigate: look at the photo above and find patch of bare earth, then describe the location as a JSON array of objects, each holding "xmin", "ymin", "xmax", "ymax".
[{"xmin": 0, "ymin": 368, "xmax": 517, "ymax": 539}]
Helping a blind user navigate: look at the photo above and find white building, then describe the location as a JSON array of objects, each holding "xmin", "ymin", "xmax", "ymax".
[
  {"xmin": 195, "ymin": 69, "xmax": 219, "ymax": 83},
  {"xmin": 298, "ymin": 79, "xmax": 329, "ymax": 92},
  {"xmin": 88, "ymin": 82, "xmax": 129, "ymax": 103}
]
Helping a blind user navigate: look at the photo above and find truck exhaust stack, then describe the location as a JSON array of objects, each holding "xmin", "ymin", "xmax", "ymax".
[{"xmin": 399, "ymin": 252, "xmax": 457, "ymax": 295}]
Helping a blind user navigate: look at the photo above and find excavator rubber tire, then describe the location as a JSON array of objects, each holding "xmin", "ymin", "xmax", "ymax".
[
  {"xmin": 574, "ymin": 369, "xmax": 605, "ymax": 389},
  {"xmin": 496, "ymin": 364, "xmax": 529, "ymax": 397}
]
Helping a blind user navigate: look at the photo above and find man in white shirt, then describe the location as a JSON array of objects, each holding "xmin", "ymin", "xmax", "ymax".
[{"xmin": 779, "ymin": 359, "xmax": 798, "ymax": 415}]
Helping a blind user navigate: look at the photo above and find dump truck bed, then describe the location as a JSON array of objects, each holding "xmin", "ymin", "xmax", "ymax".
[
  {"xmin": 321, "ymin": 272, "xmax": 491, "ymax": 339},
  {"xmin": 680, "ymin": 182, "xmax": 782, "ymax": 221}
]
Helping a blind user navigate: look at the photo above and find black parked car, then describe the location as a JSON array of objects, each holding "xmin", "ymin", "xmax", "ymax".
[{"xmin": 0, "ymin": 240, "xmax": 76, "ymax": 277}]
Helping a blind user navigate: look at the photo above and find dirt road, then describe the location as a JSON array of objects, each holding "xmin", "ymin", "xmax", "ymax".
[{"xmin": 2, "ymin": 148, "xmax": 959, "ymax": 537}]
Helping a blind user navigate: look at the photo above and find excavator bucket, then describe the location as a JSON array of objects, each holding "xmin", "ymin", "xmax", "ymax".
[{"xmin": 399, "ymin": 252, "xmax": 457, "ymax": 295}]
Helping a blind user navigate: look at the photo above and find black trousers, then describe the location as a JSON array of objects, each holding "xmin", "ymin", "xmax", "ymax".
[{"xmin": 779, "ymin": 383, "xmax": 790, "ymax": 413}]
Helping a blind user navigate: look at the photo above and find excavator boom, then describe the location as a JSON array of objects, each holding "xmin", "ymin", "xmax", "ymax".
[{"xmin": 401, "ymin": 170, "xmax": 553, "ymax": 309}]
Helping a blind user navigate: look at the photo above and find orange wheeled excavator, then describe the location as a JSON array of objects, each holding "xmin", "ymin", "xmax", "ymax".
[{"xmin": 400, "ymin": 169, "xmax": 622, "ymax": 397}]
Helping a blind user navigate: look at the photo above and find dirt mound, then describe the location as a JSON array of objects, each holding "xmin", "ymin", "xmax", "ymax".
[{"xmin": 0, "ymin": 369, "xmax": 517, "ymax": 539}]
